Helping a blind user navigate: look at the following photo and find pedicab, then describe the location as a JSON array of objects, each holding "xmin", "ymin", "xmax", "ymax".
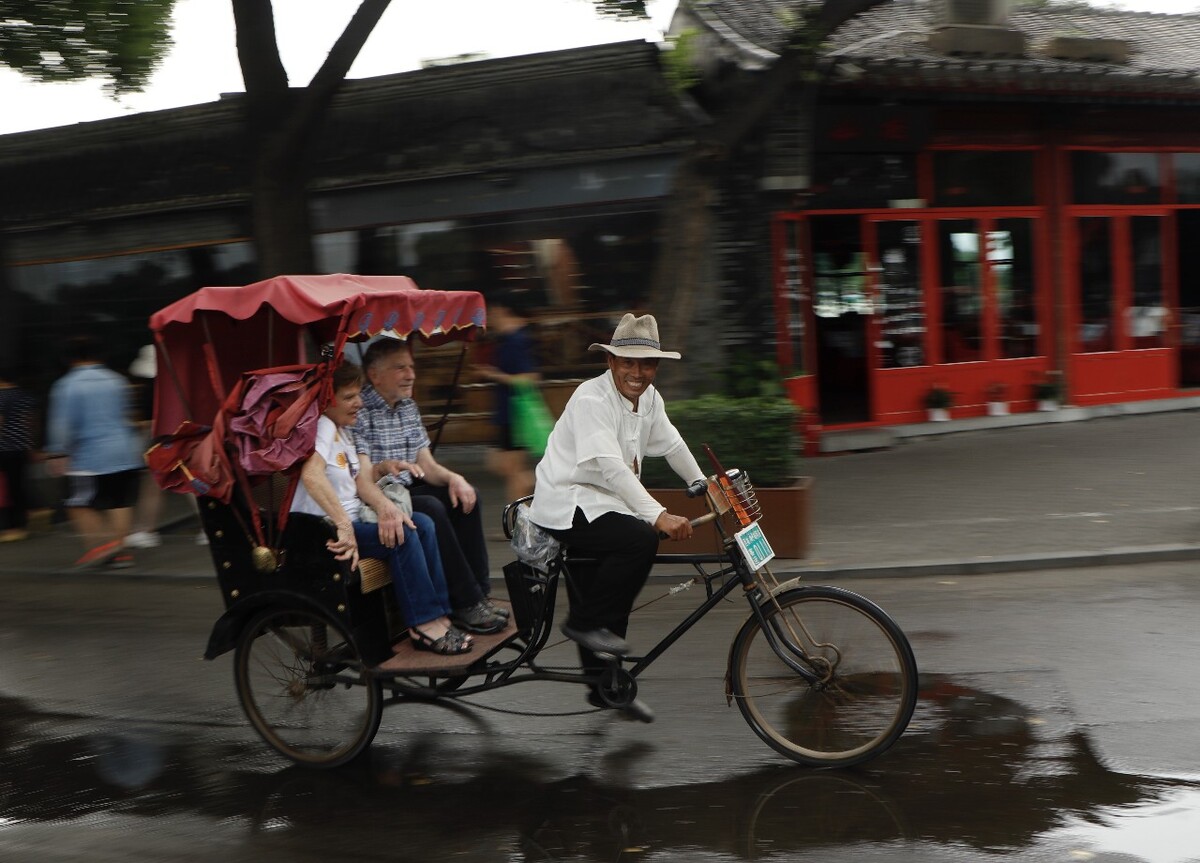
[{"xmin": 147, "ymin": 273, "xmax": 917, "ymax": 770}]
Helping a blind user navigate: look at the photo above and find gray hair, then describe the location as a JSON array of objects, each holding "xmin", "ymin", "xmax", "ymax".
[{"xmin": 361, "ymin": 337, "xmax": 410, "ymax": 373}]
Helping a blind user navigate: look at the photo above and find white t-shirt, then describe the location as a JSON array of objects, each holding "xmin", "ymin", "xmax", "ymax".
[
  {"xmin": 529, "ymin": 370, "xmax": 704, "ymax": 530},
  {"xmin": 290, "ymin": 414, "xmax": 363, "ymax": 521}
]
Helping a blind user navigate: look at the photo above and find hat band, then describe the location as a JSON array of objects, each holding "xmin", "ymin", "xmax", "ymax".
[{"xmin": 610, "ymin": 336, "xmax": 661, "ymax": 350}]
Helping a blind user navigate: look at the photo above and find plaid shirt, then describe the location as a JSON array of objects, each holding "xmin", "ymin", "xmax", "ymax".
[{"xmin": 355, "ymin": 384, "xmax": 431, "ymax": 486}]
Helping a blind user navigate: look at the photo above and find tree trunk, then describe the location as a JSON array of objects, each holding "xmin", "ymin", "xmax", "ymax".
[{"xmin": 233, "ymin": 0, "xmax": 393, "ymax": 278}]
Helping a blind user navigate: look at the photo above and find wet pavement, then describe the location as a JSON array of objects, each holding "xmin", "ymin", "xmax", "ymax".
[{"xmin": 1, "ymin": 560, "xmax": 1199, "ymax": 861}]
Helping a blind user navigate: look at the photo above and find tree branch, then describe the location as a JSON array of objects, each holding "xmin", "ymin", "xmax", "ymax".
[{"xmin": 284, "ymin": 0, "xmax": 393, "ymax": 149}]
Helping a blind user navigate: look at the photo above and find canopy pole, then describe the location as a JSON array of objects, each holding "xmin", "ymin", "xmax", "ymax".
[
  {"xmin": 429, "ymin": 342, "xmax": 468, "ymax": 453},
  {"xmin": 200, "ymin": 316, "xmax": 228, "ymax": 406},
  {"xmin": 154, "ymin": 333, "xmax": 194, "ymax": 426}
]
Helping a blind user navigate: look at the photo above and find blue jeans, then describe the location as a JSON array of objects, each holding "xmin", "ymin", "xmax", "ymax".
[{"xmin": 353, "ymin": 513, "xmax": 450, "ymax": 628}]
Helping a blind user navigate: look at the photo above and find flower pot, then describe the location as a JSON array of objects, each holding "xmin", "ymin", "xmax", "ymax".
[
  {"xmin": 987, "ymin": 401, "xmax": 1009, "ymax": 417},
  {"xmin": 649, "ymin": 476, "xmax": 813, "ymax": 559},
  {"xmin": 928, "ymin": 407, "xmax": 950, "ymax": 422}
]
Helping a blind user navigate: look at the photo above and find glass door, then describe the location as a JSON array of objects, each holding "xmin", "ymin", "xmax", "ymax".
[
  {"xmin": 1177, "ymin": 211, "xmax": 1200, "ymax": 389},
  {"xmin": 810, "ymin": 215, "xmax": 872, "ymax": 423},
  {"xmin": 873, "ymin": 220, "xmax": 925, "ymax": 369}
]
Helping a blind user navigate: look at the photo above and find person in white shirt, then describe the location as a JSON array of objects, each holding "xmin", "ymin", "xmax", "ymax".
[
  {"xmin": 292, "ymin": 361, "xmax": 472, "ymax": 656},
  {"xmin": 530, "ymin": 313, "xmax": 705, "ymax": 722}
]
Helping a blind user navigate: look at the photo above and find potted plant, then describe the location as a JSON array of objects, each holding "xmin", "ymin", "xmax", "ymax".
[
  {"xmin": 986, "ymin": 382, "xmax": 1009, "ymax": 417},
  {"xmin": 640, "ymin": 393, "xmax": 812, "ymax": 559},
  {"xmin": 1033, "ymin": 373, "xmax": 1063, "ymax": 411},
  {"xmin": 924, "ymin": 385, "xmax": 954, "ymax": 422}
]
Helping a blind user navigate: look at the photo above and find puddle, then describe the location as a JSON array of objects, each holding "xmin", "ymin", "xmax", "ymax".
[{"xmin": 0, "ymin": 677, "xmax": 1192, "ymax": 861}]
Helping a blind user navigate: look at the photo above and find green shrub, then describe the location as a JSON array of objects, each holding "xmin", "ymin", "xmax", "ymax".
[{"xmin": 640, "ymin": 395, "xmax": 801, "ymax": 489}]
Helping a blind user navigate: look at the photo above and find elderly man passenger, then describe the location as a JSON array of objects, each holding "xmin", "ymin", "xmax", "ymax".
[{"xmin": 355, "ymin": 337, "xmax": 508, "ymax": 634}]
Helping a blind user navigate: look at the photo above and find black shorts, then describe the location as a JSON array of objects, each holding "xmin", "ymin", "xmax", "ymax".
[{"xmin": 64, "ymin": 470, "xmax": 142, "ymax": 510}]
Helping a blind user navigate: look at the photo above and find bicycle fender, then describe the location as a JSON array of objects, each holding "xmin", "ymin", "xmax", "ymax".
[{"xmin": 203, "ymin": 589, "xmax": 339, "ymax": 660}]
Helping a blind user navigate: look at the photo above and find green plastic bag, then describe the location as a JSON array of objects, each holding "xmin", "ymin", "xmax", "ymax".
[{"xmin": 510, "ymin": 380, "xmax": 553, "ymax": 457}]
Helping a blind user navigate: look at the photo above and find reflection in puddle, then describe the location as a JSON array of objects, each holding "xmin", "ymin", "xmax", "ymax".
[
  {"xmin": 1048, "ymin": 788, "xmax": 1200, "ymax": 863},
  {"xmin": 0, "ymin": 676, "xmax": 1194, "ymax": 860}
]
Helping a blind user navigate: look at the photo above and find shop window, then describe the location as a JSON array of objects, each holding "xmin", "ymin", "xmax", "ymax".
[
  {"xmin": 938, "ymin": 220, "xmax": 983, "ymax": 364},
  {"xmin": 317, "ymin": 211, "xmax": 658, "ymax": 377},
  {"xmin": 1129, "ymin": 216, "xmax": 1166, "ymax": 349},
  {"xmin": 809, "ymin": 154, "xmax": 918, "ymax": 208},
  {"xmin": 1173, "ymin": 153, "xmax": 1200, "ymax": 204},
  {"xmin": 933, "ymin": 151, "xmax": 1035, "ymax": 207},
  {"xmin": 993, "ymin": 219, "xmax": 1039, "ymax": 358},
  {"xmin": 1071, "ymin": 152, "xmax": 1161, "ymax": 205},
  {"xmin": 1077, "ymin": 217, "xmax": 1113, "ymax": 352},
  {"xmin": 876, "ymin": 221, "xmax": 925, "ymax": 368}
]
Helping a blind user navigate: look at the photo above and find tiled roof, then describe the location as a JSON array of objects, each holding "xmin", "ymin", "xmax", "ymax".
[
  {"xmin": 682, "ymin": 0, "xmax": 1200, "ymax": 96},
  {"xmin": 0, "ymin": 41, "xmax": 696, "ymax": 225}
]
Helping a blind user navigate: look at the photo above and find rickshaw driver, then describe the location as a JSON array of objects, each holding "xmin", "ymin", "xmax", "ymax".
[{"xmin": 529, "ymin": 313, "xmax": 705, "ymax": 723}]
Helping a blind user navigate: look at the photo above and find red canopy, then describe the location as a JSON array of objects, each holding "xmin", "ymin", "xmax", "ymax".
[{"xmin": 149, "ymin": 274, "xmax": 485, "ymax": 437}]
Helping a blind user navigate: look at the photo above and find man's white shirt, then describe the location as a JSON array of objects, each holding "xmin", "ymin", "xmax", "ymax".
[{"xmin": 529, "ymin": 371, "xmax": 704, "ymax": 530}]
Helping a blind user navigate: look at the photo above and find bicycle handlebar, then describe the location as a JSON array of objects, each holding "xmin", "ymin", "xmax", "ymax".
[{"xmin": 658, "ymin": 480, "xmax": 718, "ymax": 539}]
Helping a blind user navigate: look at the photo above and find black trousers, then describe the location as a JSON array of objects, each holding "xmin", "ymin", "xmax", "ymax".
[
  {"xmin": 411, "ymin": 482, "xmax": 491, "ymax": 608},
  {"xmin": 545, "ymin": 508, "xmax": 659, "ymax": 677}
]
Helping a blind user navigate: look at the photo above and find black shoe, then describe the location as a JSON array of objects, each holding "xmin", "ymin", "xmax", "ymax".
[
  {"xmin": 586, "ymin": 689, "xmax": 655, "ymax": 723},
  {"xmin": 451, "ymin": 601, "xmax": 507, "ymax": 634},
  {"xmin": 560, "ymin": 624, "xmax": 629, "ymax": 656}
]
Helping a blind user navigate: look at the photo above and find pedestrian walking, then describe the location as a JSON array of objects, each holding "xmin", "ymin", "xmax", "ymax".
[
  {"xmin": 475, "ymin": 289, "xmax": 541, "ymax": 502},
  {"xmin": 44, "ymin": 336, "xmax": 145, "ymax": 569},
  {"xmin": 124, "ymin": 345, "xmax": 164, "ymax": 549}
]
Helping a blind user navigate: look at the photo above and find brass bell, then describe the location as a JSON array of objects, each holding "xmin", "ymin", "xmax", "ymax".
[{"xmin": 251, "ymin": 546, "xmax": 278, "ymax": 573}]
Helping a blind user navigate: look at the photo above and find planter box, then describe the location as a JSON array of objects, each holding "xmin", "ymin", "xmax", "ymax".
[{"xmin": 649, "ymin": 477, "xmax": 813, "ymax": 559}]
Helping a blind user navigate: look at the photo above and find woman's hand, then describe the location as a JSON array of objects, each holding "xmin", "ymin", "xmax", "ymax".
[
  {"xmin": 374, "ymin": 502, "xmax": 416, "ymax": 547},
  {"xmin": 326, "ymin": 521, "xmax": 359, "ymax": 570}
]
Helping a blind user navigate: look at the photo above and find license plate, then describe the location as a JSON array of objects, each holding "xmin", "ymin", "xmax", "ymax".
[{"xmin": 734, "ymin": 521, "xmax": 775, "ymax": 571}]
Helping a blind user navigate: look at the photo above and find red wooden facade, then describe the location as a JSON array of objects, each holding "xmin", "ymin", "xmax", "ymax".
[{"xmin": 773, "ymin": 137, "xmax": 1200, "ymax": 432}]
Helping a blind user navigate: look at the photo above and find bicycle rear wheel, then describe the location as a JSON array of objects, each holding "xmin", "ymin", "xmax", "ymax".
[
  {"xmin": 235, "ymin": 607, "xmax": 383, "ymax": 768},
  {"xmin": 729, "ymin": 585, "xmax": 917, "ymax": 768}
]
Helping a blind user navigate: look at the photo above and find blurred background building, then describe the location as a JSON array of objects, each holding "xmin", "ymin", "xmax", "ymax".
[{"xmin": 3, "ymin": 0, "xmax": 1200, "ymax": 447}]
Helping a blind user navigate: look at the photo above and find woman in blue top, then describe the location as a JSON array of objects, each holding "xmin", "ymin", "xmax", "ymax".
[{"xmin": 475, "ymin": 290, "xmax": 539, "ymax": 502}]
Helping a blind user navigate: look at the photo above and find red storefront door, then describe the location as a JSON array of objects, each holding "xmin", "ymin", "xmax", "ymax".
[{"xmin": 1067, "ymin": 212, "xmax": 1175, "ymax": 403}]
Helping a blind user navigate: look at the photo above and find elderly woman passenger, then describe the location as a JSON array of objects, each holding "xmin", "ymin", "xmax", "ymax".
[{"xmin": 291, "ymin": 361, "xmax": 471, "ymax": 655}]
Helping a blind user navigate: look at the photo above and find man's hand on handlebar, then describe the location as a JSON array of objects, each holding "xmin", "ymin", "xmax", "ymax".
[{"xmin": 655, "ymin": 511, "xmax": 693, "ymax": 542}]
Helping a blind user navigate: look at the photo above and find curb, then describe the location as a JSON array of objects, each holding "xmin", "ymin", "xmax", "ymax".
[{"xmin": 768, "ymin": 543, "xmax": 1200, "ymax": 580}]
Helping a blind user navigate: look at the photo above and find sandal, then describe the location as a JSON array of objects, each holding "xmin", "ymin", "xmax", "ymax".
[{"xmin": 410, "ymin": 625, "xmax": 473, "ymax": 655}]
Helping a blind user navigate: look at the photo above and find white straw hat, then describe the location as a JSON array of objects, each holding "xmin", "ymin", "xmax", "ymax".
[{"xmin": 588, "ymin": 313, "xmax": 681, "ymax": 360}]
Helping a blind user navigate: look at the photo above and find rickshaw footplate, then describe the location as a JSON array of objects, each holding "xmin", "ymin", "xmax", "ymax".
[{"xmin": 373, "ymin": 600, "xmax": 518, "ymax": 676}]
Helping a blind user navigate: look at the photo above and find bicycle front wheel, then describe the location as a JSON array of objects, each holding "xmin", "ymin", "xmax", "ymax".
[
  {"xmin": 729, "ymin": 585, "xmax": 917, "ymax": 768},
  {"xmin": 235, "ymin": 607, "xmax": 383, "ymax": 768}
]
